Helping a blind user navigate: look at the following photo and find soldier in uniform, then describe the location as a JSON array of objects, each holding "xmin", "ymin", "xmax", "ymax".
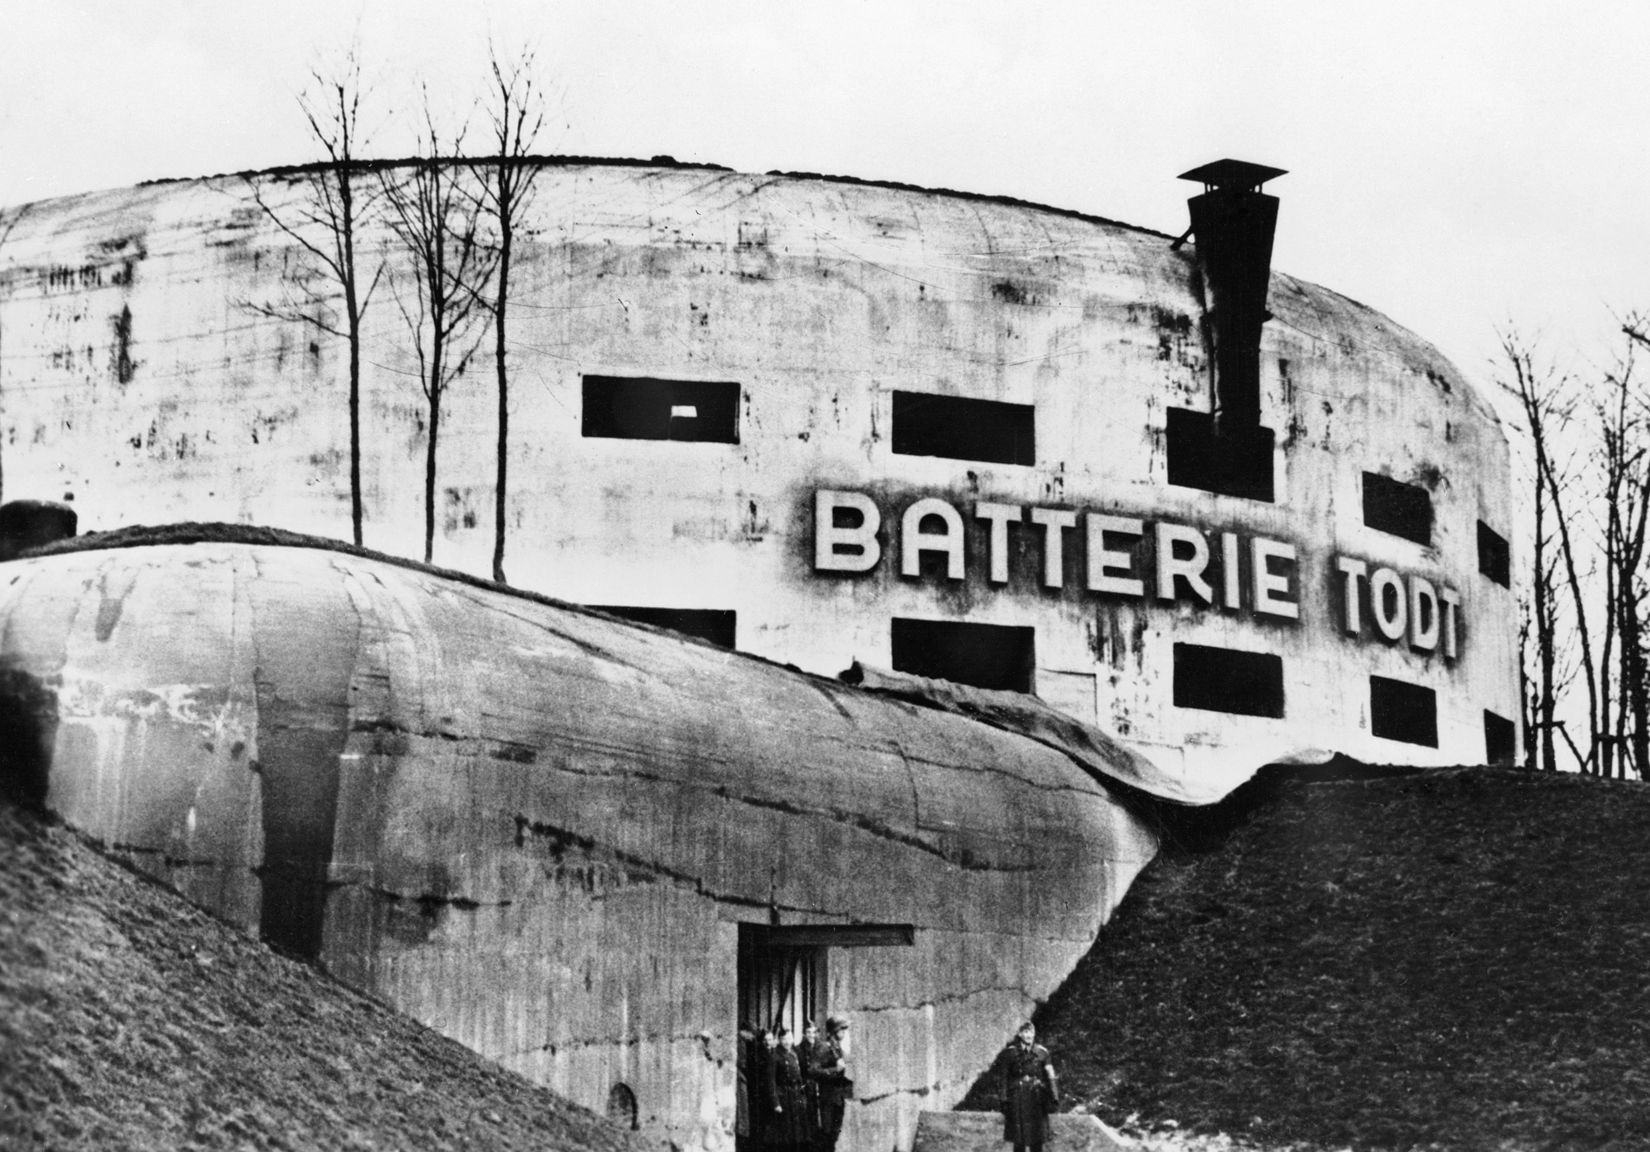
[
  {"xmin": 768, "ymin": 1026, "xmax": 810, "ymax": 1149},
  {"xmin": 753, "ymin": 1029, "xmax": 778, "ymax": 1151},
  {"xmin": 798, "ymin": 1020, "xmax": 828, "ymax": 1141},
  {"xmin": 809, "ymin": 1016, "xmax": 853, "ymax": 1152},
  {"xmin": 737, "ymin": 1021, "xmax": 758, "ymax": 1152},
  {"xmin": 997, "ymin": 1022, "xmax": 1058, "ymax": 1152}
]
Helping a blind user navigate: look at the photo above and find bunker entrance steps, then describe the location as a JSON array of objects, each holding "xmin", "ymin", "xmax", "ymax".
[{"xmin": 913, "ymin": 1111, "xmax": 1140, "ymax": 1152}]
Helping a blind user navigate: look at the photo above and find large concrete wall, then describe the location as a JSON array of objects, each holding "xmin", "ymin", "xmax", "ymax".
[
  {"xmin": 0, "ymin": 160, "xmax": 1518, "ymax": 773},
  {"xmin": 0, "ymin": 540, "xmax": 1159, "ymax": 1152}
]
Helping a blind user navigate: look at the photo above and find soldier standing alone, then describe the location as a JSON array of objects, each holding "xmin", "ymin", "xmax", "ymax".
[{"xmin": 997, "ymin": 1022, "xmax": 1058, "ymax": 1152}]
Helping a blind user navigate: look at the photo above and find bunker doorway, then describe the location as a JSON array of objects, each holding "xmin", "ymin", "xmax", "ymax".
[
  {"xmin": 739, "ymin": 928, "xmax": 823, "ymax": 1039},
  {"xmin": 737, "ymin": 923, "xmax": 916, "ymax": 1036},
  {"xmin": 736, "ymin": 924, "xmax": 915, "ymax": 1152}
]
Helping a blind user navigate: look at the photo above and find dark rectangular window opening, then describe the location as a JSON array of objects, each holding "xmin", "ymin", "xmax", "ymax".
[
  {"xmin": 1172, "ymin": 642, "xmax": 1285, "ymax": 718},
  {"xmin": 591, "ymin": 606, "xmax": 736, "ymax": 649},
  {"xmin": 1484, "ymin": 710, "xmax": 1517, "ymax": 766},
  {"xmin": 582, "ymin": 375, "xmax": 740, "ymax": 443},
  {"xmin": 1478, "ymin": 521, "xmax": 1511, "ymax": 587},
  {"xmin": 1165, "ymin": 408, "xmax": 1275, "ymax": 502},
  {"xmin": 891, "ymin": 391, "xmax": 1034, "ymax": 466},
  {"xmin": 890, "ymin": 617, "xmax": 1034, "ymax": 693},
  {"xmin": 1363, "ymin": 472, "xmax": 1433, "ymax": 545},
  {"xmin": 1370, "ymin": 675, "xmax": 1438, "ymax": 747}
]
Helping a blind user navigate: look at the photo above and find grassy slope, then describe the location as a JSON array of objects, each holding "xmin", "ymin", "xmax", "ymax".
[
  {"xmin": 0, "ymin": 797, "xmax": 655, "ymax": 1152},
  {"xmin": 974, "ymin": 767, "xmax": 1650, "ymax": 1152}
]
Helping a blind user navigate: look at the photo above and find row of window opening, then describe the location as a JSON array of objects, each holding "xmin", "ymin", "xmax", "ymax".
[
  {"xmin": 1169, "ymin": 643, "xmax": 1512, "ymax": 760},
  {"xmin": 591, "ymin": 604, "xmax": 1513, "ymax": 762},
  {"xmin": 579, "ymin": 377, "xmax": 1510, "ymax": 588}
]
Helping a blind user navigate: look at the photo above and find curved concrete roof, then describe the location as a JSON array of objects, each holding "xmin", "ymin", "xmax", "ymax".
[{"xmin": 0, "ymin": 154, "xmax": 1499, "ymax": 427}]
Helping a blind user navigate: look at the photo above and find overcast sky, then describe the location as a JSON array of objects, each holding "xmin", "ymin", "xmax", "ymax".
[{"xmin": 3, "ymin": 1, "xmax": 1645, "ymax": 387}]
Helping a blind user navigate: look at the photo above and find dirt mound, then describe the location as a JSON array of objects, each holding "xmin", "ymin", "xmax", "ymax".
[
  {"xmin": 966, "ymin": 766, "xmax": 1650, "ymax": 1151},
  {"xmin": 0, "ymin": 797, "xmax": 657, "ymax": 1152}
]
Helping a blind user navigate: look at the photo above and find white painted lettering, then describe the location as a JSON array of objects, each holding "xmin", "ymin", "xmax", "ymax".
[
  {"xmin": 1156, "ymin": 522, "xmax": 1213, "ymax": 604},
  {"xmin": 975, "ymin": 502, "xmax": 1023, "ymax": 585},
  {"xmin": 901, "ymin": 498, "xmax": 965, "ymax": 580},
  {"xmin": 1221, "ymin": 532, "xmax": 1243, "ymax": 610},
  {"xmin": 1251, "ymin": 537, "xmax": 1299, "ymax": 619},
  {"xmin": 1337, "ymin": 556, "xmax": 1368, "ymax": 635},
  {"xmin": 813, "ymin": 492, "xmax": 1466, "ymax": 669},
  {"xmin": 1409, "ymin": 577, "xmax": 1440, "ymax": 651},
  {"xmin": 1440, "ymin": 587, "xmax": 1461, "ymax": 660},
  {"xmin": 1370, "ymin": 567, "xmax": 1407, "ymax": 641},
  {"xmin": 1030, "ymin": 507, "xmax": 1078, "ymax": 589},
  {"xmin": 814, "ymin": 490, "xmax": 882, "ymax": 573},
  {"xmin": 1086, "ymin": 514, "xmax": 1144, "ymax": 597}
]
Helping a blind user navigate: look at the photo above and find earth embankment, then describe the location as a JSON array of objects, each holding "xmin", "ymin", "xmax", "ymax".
[
  {"xmin": 0, "ymin": 793, "xmax": 657, "ymax": 1152},
  {"xmin": 969, "ymin": 766, "xmax": 1650, "ymax": 1151}
]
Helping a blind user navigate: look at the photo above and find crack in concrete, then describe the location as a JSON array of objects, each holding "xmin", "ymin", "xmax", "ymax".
[
  {"xmin": 347, "ymin": 718, "xmax": 542, "ymax": 764},
  {"xmin": 438, "ymin": 585, "xmax": 658, "ymax": 677},
  {"xmin": 505, "ymin": 1028, "xmax": 725, "ymax": 1060},
  {"xmin": 850, "ymin": 984, "xmax": 1032, "ymax": 1014},
  {"xmin": 105, "ymin": 842, "xmax": 223, "ymax": 869},
  {"xmin": 793, "ymin": 674, "xmax": 858, "ymax": 723},
  {"xmin": 858, "ymin": 1082, "xmax": 941, "ymax": 1105},
  {"xmin": 427, "ymin": 730, "xmax": 1054, "ymax": 875},
  {"xmin": 512, "ymin": 815, "xmax": 970, "ymax": 918},
  {"xmin": 718, "ymin": 790, "xmax": 1036, "ymax": 873},
  {"xmin": 350, "ymin": 717, "xmax": 465, "ymax": 743},
  {"xmin": 341, "ymin": 881, "xmax": 516, "ymax": 911},
  {"xmin": 515, "ymin": 814, "xmax": 770, "ymax": 908},
  {"xmin": 897, "ymin": 744, "xmax": 1109, "ymax": 800}
]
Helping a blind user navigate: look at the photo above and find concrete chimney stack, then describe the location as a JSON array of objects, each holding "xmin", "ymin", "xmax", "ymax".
[{"xmin": 1177, "ymin": 159, "xmax": 1286, "ymax": 435}]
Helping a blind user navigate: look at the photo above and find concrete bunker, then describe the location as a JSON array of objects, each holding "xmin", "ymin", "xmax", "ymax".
[
  {"xmin": 0, "ymin": 534, "xmax": 1167, "ymax": 1152},
  {"xmin": 0, "ymin": 152, "xmax": 1522, "ymax": 1150}
]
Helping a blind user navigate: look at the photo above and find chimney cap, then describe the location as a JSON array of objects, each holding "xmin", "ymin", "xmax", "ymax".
[{"xmin": 1178, "ymin": 159, "xmax": 1288, "ymax": 192}]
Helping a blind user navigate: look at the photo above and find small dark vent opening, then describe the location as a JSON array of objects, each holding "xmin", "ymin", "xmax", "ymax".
[
  {"xmin": 1173, "ymin": 643, "xmax": 1285, "ymax": 717},
  {"xmin": 1370, "ymin": 675, "xmax": 1438, "ymax": 747},
  {"xmin": 1478, "ymin": 521, "xmax": 1511, "ymax": 587},
  {"xmin": 592, "ymin": 606, "xmax": 736, "ymax": 649},
  {"xmin": 891, "ymin": 391, "xmax": 1034, "ymax": 466},
  {"xmin": 582, "ymin": 376, "xmax": 740, "ymax": 443},
  {"xmin": 1363, "ymin": 472, "xmax": 1433, "ymax": 545},
  {"xmin": 1165, "ymin": 408, "xmax": 1275, "ymax": 502},
  {"xmin": 891, "ymin": 618, "xmax": 1034, "ymax": 693},
  {"xmin": 607, "ymin": 1083, "xmax": 639, "ymax": 1131},
  {"xmin": 1484, "ymin": 710, "xmax": 1517, "ymax": 766}
]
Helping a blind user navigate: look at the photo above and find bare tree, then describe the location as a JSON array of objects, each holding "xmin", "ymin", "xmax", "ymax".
[
  {"xmin": 474, "ymin": 46, "xmax": 548, "ymax": 584},
  {"xmin": 1596, "ymin": 347, "xmax": 1633, "ymax": 776},
  {"xmin": 1503, "ymin": 332, "xmax": 1592, "ymax": 772},
  {"xmin": 381, "ymin": 100, "xmax": 498, "ymax": 564},
  {"xmin": 0, "ymin": 202, "xmax": 34, "ymax": 504},
  {"xmin": 247, "ymin": 49, "xmax": 383, "ymax": 546},
  {"xmin": 1614, "ymin": 316, "xmax": 1650, "ymax": 776},
  {"xmin": 1504, "ymin": 321, "xmax": 1650, "ymax": 779}
]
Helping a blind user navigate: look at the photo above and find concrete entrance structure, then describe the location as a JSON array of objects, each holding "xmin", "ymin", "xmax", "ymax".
[{"xmin": 0, "ymin": 537, "xmax": 1158, "ymax": 1152}]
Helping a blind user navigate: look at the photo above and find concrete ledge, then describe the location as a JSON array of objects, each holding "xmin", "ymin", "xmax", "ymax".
[{"xmin": 914, "ymin": 1111, "xmax": 1140, "ymax": 1152}]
